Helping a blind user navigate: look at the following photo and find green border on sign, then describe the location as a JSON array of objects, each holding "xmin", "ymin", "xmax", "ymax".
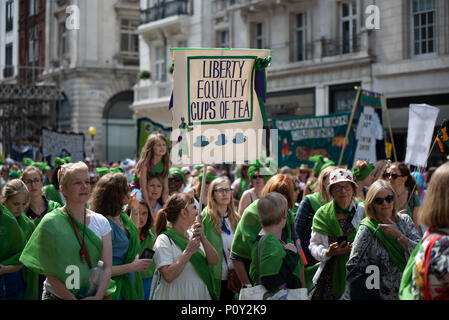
[{"xmin": 187, "ymin": 56, "xmax": 256, "ymax": 126}]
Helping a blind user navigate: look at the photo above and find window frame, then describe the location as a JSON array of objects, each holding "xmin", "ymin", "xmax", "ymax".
[
  {"xmin": 253, "ymin": 22, "xmax": 265, "ymax": 49},
  {"xmin": 411, "ymin": 0, "xmax": 436, "ymax": 57},
  {"xmin": 5, "ymin": 0, "xmax": 13, "ymax": 32},
  {"xmin": 339, "ymin": 1, "xmax": 358, "ymax": 54},
  {"xmin": 294, "ymin": 12, "xmax": 308, "ymax": 61},
  {"xmin": 120, "ymin": 19, "xmax": 140, "ymax": 56},
  {"xmin": 217, "ymin": 29, "xmax": 229, "ymax": 48},
  {"xmin": 4, "ymin": 43, "xmax": 13, "ymax": 78},
  {"xmin": 154, "ymin": 46, "xmax": 166, "ymax": 82},
  {"xmin": 28, "ymin": 26, "xmax": 39, "ymax": 63}
]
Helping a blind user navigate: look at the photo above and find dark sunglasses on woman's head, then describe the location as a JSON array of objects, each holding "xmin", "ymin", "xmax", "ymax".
[
  {"xmin": 373, "ymin": 194, "xmax": 395, "ymax": 205},
  {"xmin": 383, "ymin": 172, "xmax": 403, "ymax": 180}
]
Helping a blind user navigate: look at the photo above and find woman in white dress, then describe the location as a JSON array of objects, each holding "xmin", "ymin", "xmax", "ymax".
[{"xmin": 151, "ymin": 193, "xmax": 219, "ymax": 300}]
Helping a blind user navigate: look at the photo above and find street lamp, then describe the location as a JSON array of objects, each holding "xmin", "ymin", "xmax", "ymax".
[{"xmin": 88, "ymin": 126, "xmax": 96, "ymax": 163}]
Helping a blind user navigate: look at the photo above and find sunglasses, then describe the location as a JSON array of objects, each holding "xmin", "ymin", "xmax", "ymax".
[
  {"xmin": 168, "ymin": 177, "xmax": 182, "ymax": 183},
  {"xmin": 252, "ymin": 175, "xmax": 264, "ymax": 180},
  {"xmin": 383, "ymin": 172, "xmax": 403, "ymax": 180},
  {"xmin": 373, "ymin": 194, "xmax": 395, "ymax": 205}
]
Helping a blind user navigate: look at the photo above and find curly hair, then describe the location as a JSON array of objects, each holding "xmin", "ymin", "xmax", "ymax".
[{"xmin": 89, "ymin": 172, "xmax": 129, "ymax": 217}]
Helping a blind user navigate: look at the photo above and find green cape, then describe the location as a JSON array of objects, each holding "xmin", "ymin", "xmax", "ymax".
[
  {"xmin": 162, "ymin": 227, "xmax": 219, "ymax": 300},
  {"xmin": 399, "ymin": 241, "xmax": 421, "ymax": 300},
  {"xmin": 360, "ymin": 218, "xmax": 406, "ymax": 271},
  {"xmin": 42, "ymin": 184, "xmax": 63, "ymax": 206},
  {"xmin": 138, "ymin": 231, "xmax": 156, "ymax": 279},
  {"xmin": 249, "ymin": 232, "xmax": 302, "ymax": 286},
  {"xmin": 111, "ymin": 213, "xmax": 144, "ymax": 300},
  {"xmin": 304, "ymin": 192, "xmax": 327, "ymax": 213},
  {"xmin": 202, "ymin": 208, "xmax": 224, "ymax": 298},
  {"xmin": 231, "ymin": 199, "xmax": 295, "ymax": 260},
  {"xmin": 0, "ymin": 204, "xmax": 27, "ymax": 266},
  {"xmin": 16, "ymin": 213, "xmax": 39, "ymax": 300},
  {"xmin": 312, "ymin": 200, "xmax": 360, "ymax": 297},
  {"xmin": 19, "ymin": 207, "xmax": 116, "ymax": 298}
]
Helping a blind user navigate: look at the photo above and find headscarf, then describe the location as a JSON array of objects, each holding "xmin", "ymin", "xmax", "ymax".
[
  {"xmin": 351, "ymin": 162, "xmax": 374, "ymax": 182},
  {"xmin": 169, "ymin": 167, "xmax": 185, "ymax": 184},
  {"xmin": 309, "ymin": 155, "xmax": 335, "ymax": 178}
]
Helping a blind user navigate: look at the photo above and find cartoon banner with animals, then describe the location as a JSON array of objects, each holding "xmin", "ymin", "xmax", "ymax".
[
  {"xmin": 169, "ymin": 48, "xmax": 272, "ymax": 166},
  {"xmin": 272, "ymin": 112, "xmax": 355, "ymax": 169}
]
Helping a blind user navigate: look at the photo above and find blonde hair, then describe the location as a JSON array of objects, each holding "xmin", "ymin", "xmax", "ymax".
[
  {"xmin": 257, "ymin": 192, "xmax": 287, "ymax": 227},
  {"xmin": 317, "ymin": 165, "xmax": 336, "ymax": 203},
  {"xmin": 57, "ymin": 162, "xmax": 89, "ymax": 190},
  {"xmin": 1, "ymin": 179, "xmax": 30, "ymax": 204},
  {"xmin": 205, "ymin": 177, "xmax": 240, "ymax": 235},
  {"xmin": 364, "ymin": 180, "xmax": 399, "ymax": 222},
  {"xmin": 419, "ymin": 162, "xmax": 449, "ymax": 228}
]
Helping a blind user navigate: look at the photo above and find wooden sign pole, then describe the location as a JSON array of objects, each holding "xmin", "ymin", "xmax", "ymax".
[
  {"xmin": 197, "ymin": 164, "xmax": 208, "ymax": 222},
  {"xmin": 338, "ymin": 86, "xmax": 361, "ymax": 166}
]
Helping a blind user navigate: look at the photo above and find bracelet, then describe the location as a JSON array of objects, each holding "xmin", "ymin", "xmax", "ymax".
[{"xmin": 396, "ymin": 233, "xmax": 406, "ymax": 242}]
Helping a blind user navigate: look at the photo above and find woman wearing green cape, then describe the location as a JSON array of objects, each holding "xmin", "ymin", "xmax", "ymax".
[
  {"xmin": 344, "ymin": 180, "xmax": 419, "ymax": 300},
  {"xmin": 294, "ymin": 165, "xmax": 336, "ymax": 292},
  {"xmin": 20, "ymin": 162, "xmax": 115, "ymax": 300},
  {"xmin": 89, "ymin": 172, "xmax": 152, "ymax": 300},
  {"xmin": 151, "ymin": 193, "xmax": 219, "ymax": 300},
  {"xmin": 0, "ymin": 179, "xmax": 33, "ymax": 299},
  {"xmin": 400, "ymin": 162, "xmax": 449, "ymax": 300},
  {"xmin": 231, "ymin": 174, "xmax": 302, "ymax": 289},
  {"xmin": 309, "ymin": 168, "xmax": 365, "ymax": 300},
  {"xmin": 202, "ymin": 177, "xmax": 240, "ymax": 300}
]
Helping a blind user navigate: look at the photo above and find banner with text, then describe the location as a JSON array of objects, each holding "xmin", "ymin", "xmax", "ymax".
[
  {"xmin": 170, "ymin": 48, "xmax": 272, "ymax": 166},
  {"xmin": 272, "ymin": 112, "xmax": 355, "ymax": 169}
]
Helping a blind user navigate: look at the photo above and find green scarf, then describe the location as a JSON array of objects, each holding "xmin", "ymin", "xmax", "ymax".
[
  {"xmin": 312, "ymin": 200, "xmax": 359, "ymax": 297},
  {"xmin": 162, "ymin": 227, "xmax": 219, "ymax": 300},
  {"xmin": 360, "ymin": 219, "xmax": 406, "ymax": 271},
  {"xmin": 138, "ymin": 231, "xmax": 156, "ymax": 279},
  {"xmin": 249, "ymin": 232, "xmax": 302, "ymax": 286},
  {"xmin": 42, "ymin": 184, "xmax": 63, "ymax": 206},
  {"xmin": 16, "ymin": 213, "xmax": 39, "ymax": 300},
  {"xmin": 304, "ymin": 192, "xmax": 327, "ymax": 213},
  {"xmin": 231, "ymin": 199, "xmax": 295, "ymax": 260},
  {"xmin": 399, "ymin": 241, "xmax": 421, "ymax": 300},
  {"xmin": 351, "ymin": 162, "xmax": 374, "ymax": 182},
  {"xmin": 202, "ymin": 208, "xmax": 224, "ymax": 298},
  {"xmin": 110, "ymin": 213, "xmax": 144, "ymax": 300},
  {"xmin": 19, "ymin": 208, "xmax": 116, "ymax": 298},
  {"xmin": 0, "ymin": 204, "xmax": 27, "ymax": 266}
]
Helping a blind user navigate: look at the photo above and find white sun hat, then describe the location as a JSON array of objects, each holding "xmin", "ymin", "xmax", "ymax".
[{"xmin": 327, "ymin": 168, "xmax": 358, "ymax": 193}]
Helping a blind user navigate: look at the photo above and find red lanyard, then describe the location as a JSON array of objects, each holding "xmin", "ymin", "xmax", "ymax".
[{"xmin": 63, "ymin": 207, "xmax": 92, "ymax": 269}]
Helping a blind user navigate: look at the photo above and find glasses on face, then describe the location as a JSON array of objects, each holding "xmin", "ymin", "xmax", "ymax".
[
  {"xmin": 24, "ymin": 178, "xmax": 42, "ymax": 185},
  {"xmin": 373, "ymin": 194, "xmax": 394, "ymax": 205},
  {"xmin": 333, "ymin": 184, "xmax": 352, "ymax": 192},
  {"xmin": 383, "ymin": 172, "xmax": 403, "ymax": 180},
  {"xmin": 214, "ymin": 188, "xmax": 231, "ymax": 195},
  {"xmin": 252, "ymin": 175, "xmax": 264, "ymax": 180}
]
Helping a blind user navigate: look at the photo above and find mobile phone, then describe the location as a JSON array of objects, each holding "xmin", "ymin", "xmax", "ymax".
[
  {"xmin": 140, "ymin": 248, "xmax": 155, "ymax": 259},
  {"xmin": 337, "ymin": 235, "xmax": 347, "ymax": 244}
]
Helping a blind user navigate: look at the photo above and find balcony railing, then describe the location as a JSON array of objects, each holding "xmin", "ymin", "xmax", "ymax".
[
  {"xmin": 322, "ymin": 34, "xmax": 361, "ymax": 57},
  {"xmin": 140, "ymin": 0, "xmax": 189, "ymax": 24}
]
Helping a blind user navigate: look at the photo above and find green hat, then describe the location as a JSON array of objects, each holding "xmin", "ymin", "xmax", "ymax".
[
  {"xmin": 23, "ymin": 157, "xmax": 33, "ymax": 167},
  {"xmin": 9, "ymin": 170, "xmax": 20, "ymax": 179},
  {"xmin": 195, "ymin": 165, "xmax": 204, "ymax": 171},
  {"xmin": 169, "ymin": 167, "xmax": 185, "ymax": 183},
  {"xmin": 198, "ymin": 172, "xmax": 217, "ymax": 184},
  {"xmin": 351, "ymin": 161, "xmax": 374, "ymax": 182},
  {"xmin": 248, "ymin": 159, "xmax": 274, "ymax": 182},
  {"xmin": 309, "ymin": 155, "xmax": 335, "ymax": 178},
  {"xmin": 54, "ymin": 156, "xmax": 71, "ymax": 169}
]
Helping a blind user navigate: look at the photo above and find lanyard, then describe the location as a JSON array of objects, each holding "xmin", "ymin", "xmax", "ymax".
[{"xmin": 63, "ymin": 206, "xmax": 92, "ymax": 269}]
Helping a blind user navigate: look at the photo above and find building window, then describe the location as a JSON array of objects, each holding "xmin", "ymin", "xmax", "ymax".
[
  {"xmin": 29, "ymin": 0, "xmax": 39, "ymax": 16},
  {"xmin": 4, "ymin": 43, "xmax": 13, "ymax": 78},
  {"xmin": 28, "ymin": 26, "xmax": 39, "ymax": 63},
  {"xmin": 253, "ymin": 22, "xmax": 265, "ymax": 49},
  {"xmin": 340, "ymin": 1, "xmax": 357, "ymax": 54},
  {"xmin": 120, "ymin": 19, "xmax": 139, "ymax": 55},
  {"xmin": 412, "ymin": 0, "xmax": 436, "ymax": 55},
  {"xmin": 294, "ymin": 13, "xmax": 307, "ymax": 61},
  {"xmin": 217, "ymin": 30, "xmax": 229, "ymax": 48},
  {"xmin": 155, "ymin": 46, "xmax": 166, "ymax": 81},
  {"xmin": 5, "ymin": 0, "xmax": 13, "ymax": 32},
  {"xmin": 329, "ymin": 82, "xmax": 360, "ymax": 114},
  {"xmin": 58, "ymin": 22, "xmax": 68, "ymax": 57}
]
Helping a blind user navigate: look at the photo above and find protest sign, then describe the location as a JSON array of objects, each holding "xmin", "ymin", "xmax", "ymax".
[
  {"xmin": 405, "ymin": 104, "xmax": 439, "ymax": 167},
  {"xmin": 169, "ymin": 48, "xmax": 272, "ymax": 166},
  {"xmin": 42, "ymin": 128, "xmax": 85, "ymax": 166},
  {"xmin": 272, "ymin": 112, "xmax": 355, "ymax": 169}
]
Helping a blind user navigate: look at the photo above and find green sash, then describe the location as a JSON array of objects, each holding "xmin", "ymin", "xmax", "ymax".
[
  {"xmin": 231, "ymin": 200, "xmax": 295, "ymax": 261},
  {"xmin": 34, "ymin": 199, "xmax": 61, "ymax": 227},
  {"xmin": 138, "ymin": 231, "xmax": 156, "ymax": 279},
  {"xmin": 304, "ymin": 192, "xmax": 326, "ymax": 214},
  {"xmin": 249, "ymin": 232, "xmax": 302, "ymax": 286},
  {"xmin": 360, "ymin": 219, "xmax": 407, "ymax": 271},
  {"xmin": 0, "ymin": 204, "xmax": 26, "ymax": 266},
  {"xmin": 111, "ymin": 213, "xmax": 144, "ymax": 300},
  {"xmin": 16, "ymin": 213, "xmax": 39, "ymax": 300},
  {"xmin": 312, "ymin": 201, "xmax": 359, "ymax": 297},
  {"xmin": 42, "ymin": 184, "xmax": 63, "ymax": 206},
  {"xmin": 202, "ymin": 208, "xmax": 224, "ymax": 298},
  {"xmin": 19, "ymin": 208, "xmax": 116, "ymax": 298},
  {"xmin": 162, "ymin": 227, "xmax": 219, "ymax": 300},
  {"xmin": 399, "ymin": 241, "xmax": 421, "ymax": 300}
]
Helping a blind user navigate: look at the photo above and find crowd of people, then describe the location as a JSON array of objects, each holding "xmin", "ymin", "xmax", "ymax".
[{"xmin": 1, "ymin": 132, "xmax": 448, "ymax": 300}]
